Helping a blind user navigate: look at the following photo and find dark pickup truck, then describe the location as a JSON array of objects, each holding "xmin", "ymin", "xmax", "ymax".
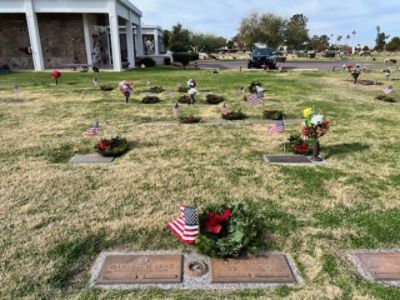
[{"xmin": 248, "ymin": 48, "xmax": 277, "ymax": 69}]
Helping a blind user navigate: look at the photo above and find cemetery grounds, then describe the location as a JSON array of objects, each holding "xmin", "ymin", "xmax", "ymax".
[{"xmin": 0, "ymin": 68, "xmax": 399, "ymax": 299}]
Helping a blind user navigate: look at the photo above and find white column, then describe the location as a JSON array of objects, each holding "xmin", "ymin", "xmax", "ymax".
[
  {"xmin": 24, "ymin": 0, "xmax": 44, "ymax": 71},
  {"xmin": 108, "ymin": 0, "xmax": 122, "ymax": 71},
  {"xmin": 154, "ymin": 29, "xmax": 159, "ymax": 56},
  {"xmin": 82, "ymin": 14, "xmax": 93, "ymax": 66},
  {"xmin": 126, "ymin": 13, "xmax": 135, "ymax": 69},
  {"xmin": 135, "ymin": 22, "xmax": 144, "ymax": 56}
]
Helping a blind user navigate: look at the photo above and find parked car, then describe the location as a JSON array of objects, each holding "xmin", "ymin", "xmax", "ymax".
[{"xmin": 248, "ymin": 48, "xmax": 277, "ymax": 69}]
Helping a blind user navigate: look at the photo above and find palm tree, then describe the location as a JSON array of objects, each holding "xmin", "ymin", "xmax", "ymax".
[
  {"xmin": 346, "ymin": 35, "xmax": 351, "ymax": 45},
  {"xmin": 352, "ymin": 30, "xmax": 356, "ymax": 53}
]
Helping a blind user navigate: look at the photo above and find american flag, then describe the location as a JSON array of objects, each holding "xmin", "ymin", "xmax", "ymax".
[
  {"xmin": 268, "ymin": 120, "xmax": 285, "ymax": 135},
  {"xmin": 168, "ymin": 90, "xmax": 175, "ymax": 100},
  {"xmin": 93, "ymin": 78, "xmax": 99, "ymax": 87},
  {"xmin": 384, "ymin": 85, "xmax": 394, "ymax": 95},
  {"xmin": 172, "ymin": 103, "xmax": 179, "ymax": 115},
  {"xmin": 14, "ymin": 84, "xmax": 19, "ymax": 94},
  {"xmin": 246, "ymin": 93, "xmax": 263, "ymax": 105},
  {"xmin": 84, "ymin": 127, "xmax": 101, "ymax": 138},
  {"xmin": 166, "ymin": 204, "xmax": 199, "ymax": 245},
  {"xmin": 147, "ymin": 79, "xmax": 152, "ymax": 87}
]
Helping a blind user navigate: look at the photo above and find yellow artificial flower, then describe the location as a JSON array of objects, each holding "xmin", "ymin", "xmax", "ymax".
[{"xmin": 303, "ymin": 107, "xmax": 313, "ymax": 119}]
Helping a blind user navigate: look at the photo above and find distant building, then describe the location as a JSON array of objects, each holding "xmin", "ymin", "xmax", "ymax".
[{"xmin": 0, "ymin": 0, "xmax": 166, "ymax": 71}]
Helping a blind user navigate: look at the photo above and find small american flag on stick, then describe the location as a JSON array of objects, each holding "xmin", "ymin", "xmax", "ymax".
[
  {"xmin": 221, "ymin": 102, "xmax": 228, "ymax": 115},
  {"xmin": 384, "ymin": 85, "xmax": 394, "ymax": 95},
  {"xmin": 166, "ymin": 204, "xmax": 199, "ymax": 245},
  {"xmin": 147, "ymin": 79, "xmax": 152, "ymax": 87},
  {"xmin": 14, "ymin": 84, "xmax": 19, "ymax": 95},
  {"xmin": 268, "ymin": 120, "xmax": 285, "ymax": 135},
  {"xmin": 84, "ymin": 127, "xmax": 101, "ymax": 138},
  {"xmin": 246, "ymin": 93, "xmax": 263, "ymax": 105}
]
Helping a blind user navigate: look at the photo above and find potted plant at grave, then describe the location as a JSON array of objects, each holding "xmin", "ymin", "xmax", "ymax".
[
  {"xmin": 288, "ymin": 134, "xmax": 313, "ymax": 155},
  {"xmin": 178, "ymin": 95, "xmax": 193, "ymax": 104},
  {"xmin": 95, "ymin": 135, "xmax": 129, "ymax": 157},
  {"xmin": 179, "ymin": 115, "xmax": 202, "ymax": 124},
  {"xmin": 142, "ymin": 95, "xmax": 160, "ymax": 104},
  {"xmin": 100, "ymin": 84, "xmax": 114, "ymax": 91},
  {"xmin": 351, "ymin": 68, "xmax": 361, "ymax": 84},
  {"xmin": 195, "ymin": 202, "xmax": 266, "ymax": 258},
  {"xmin": 222, "ymin": 109, "xmax": 247, "ymax": 120},
  {"xmin": 118, "ymin": 80, "xmax": 133, "ymax": 103},
  {"xmin": 206, "ymin": 94, "xmax": 225, "ymax": 105},
  {"xmin": 263, "ymin": 109, "xmax": 285, "ymax": 120},
  {"xmin": 149, "ymin": 86, "xmax": 165, "ymax": 94},
  {"xmin": 290, "ymin": 107, "xmax": 331, "ymax": 161},
  {"xmin": 51, "ymin": 70, "xmax": 62, "ymax": 85}
]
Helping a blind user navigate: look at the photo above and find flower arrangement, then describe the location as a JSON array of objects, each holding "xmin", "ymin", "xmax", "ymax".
[
  {"xmin": 249, "ymin": 81, "xmax": 262, "ymax": 93},
  {"xmin": 375, "ymin": 95, "xmax": 396, "ymax": 103},
  {"xmin": 95, "ymin": 136, "xmax": 129, "ymax": 157},
  {"xmin": 51, "ymin": 70, "xmax": 61, "ymax": 85},
  {"xmin": 206, "ymin": 94, "xmax": 225, "ymax": 105},
  {"xmin": 142, "ymin": 95, "xmax": 160, "ymax": 104},
  {"xmin": 187, "ymin": 79, "xmax": 196, "ymax": 88},
  {"xmin": 179, "ymin": 115, "xmax": 202, "ymax": 124},
  {"xmin": 100, "ymin": 85, "xmax": 114, "ymax": 91},
  {"xmin": 351, "ymin": 67, "xmax": 361, "ymax": 84},
  {"xmin": 178, "ymin": 86, "xmax": 190, "ymax": 93},
  {"xmin": 222, "ymin": 109, "xmax": 247, "ymax": 120},
  {"xmin": 178, "ymin": 95, "xmax": 193, "ymax": 104},
  {"xmin": 118, "ymin": 80, "xmax": 133, "ymax": 103},
  {"xmin": 288, "ymin": 107, "xmax": 331, "ymax": 160},
  {"xmin": 195, "ymin": 202, "xmax": 265, "ymax": 258},
  {"xmin": 263, "ymin": 109, "xmax": 285, "ymax": 120},
  {"xmin": 149, "ymin": 86, "xmax": 164, "ymax": 94}
]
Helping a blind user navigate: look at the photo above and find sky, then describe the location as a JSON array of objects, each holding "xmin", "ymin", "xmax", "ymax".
[{"xmin": 137, "ymin": 0, "xmax": 400, "ymax": 46}]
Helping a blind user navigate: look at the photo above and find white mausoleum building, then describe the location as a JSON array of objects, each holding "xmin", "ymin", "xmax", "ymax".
[{"xmin": 0, "ymin": 0, "xmax": 166, "ymax": 71}]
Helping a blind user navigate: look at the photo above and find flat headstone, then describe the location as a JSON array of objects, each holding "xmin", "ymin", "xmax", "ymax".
[
  {"xmin": 350, "ymin": 251, "xmax": 400, "ymax": 282},
  {"xmin": 70, "ymin": 154, "xmax": 115, "ymax": 164},
  {"xmin": 264, "ymin": 155, "xmax": 328, "ymax": 166},
  {"xmin": 210, "ymin": 254, "xmax": 296, "ymax": 284},
  {"xmin": 95, "ymin": 254, "xmax": 183, "ymax": 285}
]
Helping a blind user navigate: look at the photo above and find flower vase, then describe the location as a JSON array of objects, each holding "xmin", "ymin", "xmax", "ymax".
[
  {"xmin": 311, "ymin": 140, "xmax": 323, "ymax": 161},
  {"xmin": 125, "ymin": 96, "xmax": 129, "ymax": 103},
  {"xmin": 352, "ymin": 73, "xmax": 359, "ymax": 84},
  {"xmin": 190, "ymin": 94, "xmax": 195, "ymax": 104}
]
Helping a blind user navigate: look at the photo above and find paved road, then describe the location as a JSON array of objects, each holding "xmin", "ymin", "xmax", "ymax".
[{"xmin": 195, "ymin": 60, "xmax": 388, "ymax": 71}]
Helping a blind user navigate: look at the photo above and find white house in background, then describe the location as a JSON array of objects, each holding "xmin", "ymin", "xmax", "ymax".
[{"xmin": 0, "ymin": 0, "xmax": 167, "ymax": 71}]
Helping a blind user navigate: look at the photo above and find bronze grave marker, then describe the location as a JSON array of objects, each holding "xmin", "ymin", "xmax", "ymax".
[
  {"xmin": 265, "ymin": 155, "xmax": 312, "ymax": 164},
  {"xmin": 211, "ymin": 254, "xmax": 295, "ymax": 283},
  {"xmin": 355, "ymin": 252, "xmax": 400, "ymax": 281},
  {"xmin": 96, "ymin": 255, "xmax": 183, "ymax": 285}
]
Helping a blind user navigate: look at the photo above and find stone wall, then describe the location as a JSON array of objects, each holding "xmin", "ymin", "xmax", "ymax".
[
  {"xmin": 37, "ymin": 13, "xmax": 87, "ymax": 68},
  {"xmin": 0, "ymin": 14, "xmax": 34, "ymax": 70}
]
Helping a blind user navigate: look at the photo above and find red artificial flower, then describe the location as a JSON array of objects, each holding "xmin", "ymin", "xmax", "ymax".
[
  {"xmin": 98, "ymin": 140, "xmax": 111, "ymax": 151},
  {"xmin": 51, "ymin": 70, "xmax": 61, "ymax": 79},
  {"xmin": 294, "ymin": 143, "xmax": 308, "ymax": 154},
  {"xmin": 204, "ymin": 209, "xmax": 231, "ymax": 234}
]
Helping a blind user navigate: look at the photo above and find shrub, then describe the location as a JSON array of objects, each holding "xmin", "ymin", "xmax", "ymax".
[
  {"xmin": 149, "ymin": 86, "xmax": 164, "ymax": 94},
  {"xmin": 276, "ymin": 56, "xmax": 287, "ymax": 62},
  {"xmin": 100, "ymin": 85, "xmax": 114, "ymax": 91},
  {"xmin": 309, "ymin": 53, "xmax": 316, "ymax": 58},
  {"xmin": 263, "ymin": 110, "xmax": 285, "ymax": 120},
  {"xmin": 222, "ymin": 110, "xmax": 247, "ymax": 120},
  {"xmin": 172, "ymin": 52, "xmax": 193, "ymax": 69},
  {"xmin": 138, "ymin": 57, "xmax": 156, "ymax": 67},
  {"xmin": 206, "ymin": 94, "xmax": 225, "ymax": 105},
  {"xmin": 95, "ymin": 136, "xmax": 129, "ymax": 157},
  {"xmin": 179, "ymin": 115, "xmax": 202, "ymax": 124},
  {"xmin": 142, "ymin": 95, "xmax": 160, "ymax": 104},
  {"xmin": 164, "ymin": 57, "xmax": 171, "ymax": 65},
  {"xmin": 195, "ymin": 202, "xmax": 266, "ymax": 258},
  {"xmin": 191, "ymin": 52, "xmax": 200, "ymax": 61},
  {"xmin": 375, "ymin": 95, "xmax": 396, "ymax": 103},
  {"xmin": 178, "ymin": 95, "xmax": 192, "ymax": 104},
  {"xmin": 324, "ymin": 52, "xmax": 336, "ymax": 58}
]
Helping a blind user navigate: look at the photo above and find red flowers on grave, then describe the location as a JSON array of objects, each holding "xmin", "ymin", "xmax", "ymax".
[
  {"xmin": 204, "ymin": 209, "xmax": 231, "ymax": 234},
  {"xmin": 51, "ymin": 70, "xmax": 61, "ymax": 85}
]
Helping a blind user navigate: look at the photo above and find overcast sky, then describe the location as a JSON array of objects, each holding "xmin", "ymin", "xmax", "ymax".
[{"xmin": 138, "ymin": 0, "xmax": 400, "ymax": 46}]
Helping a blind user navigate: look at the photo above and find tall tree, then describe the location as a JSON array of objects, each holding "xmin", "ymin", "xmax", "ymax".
[
  {"xmin": 238, "ymin": 12, "xmax": 286, "ymax": 49},
  {"xmin": 375, "ymin": 25, "xmax": 389, "ymax": 51},
  {"xmin": 285, "ymin": 14, "xmax": 309, "ymax": 50},
  {"xmin": 191, "ymin": 33, "xmax": 226, "ymax": 53},
  {"xmin": 309, "ymin": 35, "xmax": 330, "ymax": 51},
  {"xmin": 385, "ymin": 37, "xmax": 400, "ymax": 51},
  {"xmin": 168, "ymin": 23, "xmax": 192, "ymax": 52}
]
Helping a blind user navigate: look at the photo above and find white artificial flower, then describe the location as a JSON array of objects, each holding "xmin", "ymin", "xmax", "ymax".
[
  {"xmin": 311, "ymin": 114, "xmax": 324, "ymax": 125},
  {"xmin": 255, "ymin": 86, "xmax": 264, "ymax": 93},
  {"xmin": 189, "ymin": 88, "xmax": 197, "ymax": 95}
]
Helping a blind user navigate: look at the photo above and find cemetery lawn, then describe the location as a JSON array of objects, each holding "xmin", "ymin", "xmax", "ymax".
[{"xmin": 0, "ymin": 68, "xmax": 400, "ymax": 299}]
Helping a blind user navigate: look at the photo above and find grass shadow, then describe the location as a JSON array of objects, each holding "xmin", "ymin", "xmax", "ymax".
[{"xmin": 323, "ymin": 143, "xmax": 370, "ymax": 159}]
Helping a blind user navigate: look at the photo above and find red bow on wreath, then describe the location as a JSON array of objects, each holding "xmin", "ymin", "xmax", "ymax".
[{"xmin": 205, "ymin": 209, "xmax": 231, "ymax": 234}]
